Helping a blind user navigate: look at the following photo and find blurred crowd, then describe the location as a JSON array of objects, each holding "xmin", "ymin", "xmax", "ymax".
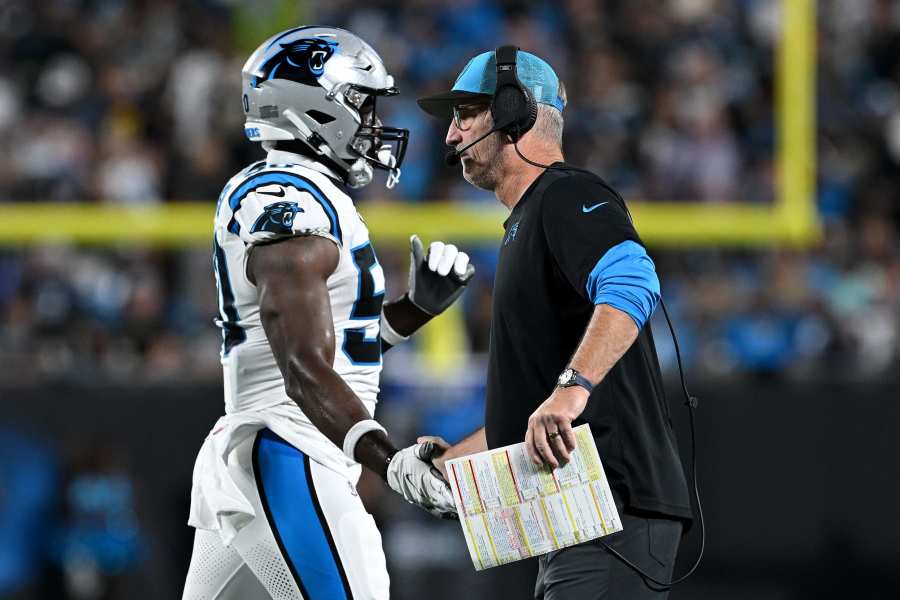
[
  {"xmin": 0, "ymin": 0, "xmax": 899, "ymax": 382},
  {"xmin": 2, "ymin": 2, "xmax": 900, "ymax": 598}
]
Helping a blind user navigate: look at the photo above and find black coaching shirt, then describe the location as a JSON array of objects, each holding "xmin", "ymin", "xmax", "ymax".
[{"xmin": 485, "ymin": 163, "xmax": 693, "ymax": 522}]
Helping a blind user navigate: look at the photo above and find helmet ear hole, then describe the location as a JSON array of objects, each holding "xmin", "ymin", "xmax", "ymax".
[{"xmin": 306, "ymin": 110, "xmax": 336, "ymax": 125}]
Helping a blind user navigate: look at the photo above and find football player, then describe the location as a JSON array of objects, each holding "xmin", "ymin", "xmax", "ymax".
[{"xmin": 182, "ymin": 26, "xmax": 473, "ymax": 600}]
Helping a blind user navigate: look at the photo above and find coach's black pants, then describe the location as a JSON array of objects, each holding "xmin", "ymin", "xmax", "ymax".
[{"xmin": 534, "ymin": 508, "xmax": 682, "ymax": 600}]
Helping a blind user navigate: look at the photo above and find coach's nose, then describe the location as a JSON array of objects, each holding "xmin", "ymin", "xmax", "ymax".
[{"xmin": 446, "ymin": 120, "xmax": 462, "ymax": 148}]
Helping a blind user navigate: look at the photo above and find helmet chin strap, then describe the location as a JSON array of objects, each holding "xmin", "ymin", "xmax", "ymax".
[{"xmin": 377, "ymin": 145, "xmax": 401, "ymax": 189}]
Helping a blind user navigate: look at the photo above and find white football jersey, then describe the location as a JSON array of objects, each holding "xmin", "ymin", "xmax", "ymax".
[{"xmin": 211, "ymin": 149, "xmax": 384, "ymax": 464}]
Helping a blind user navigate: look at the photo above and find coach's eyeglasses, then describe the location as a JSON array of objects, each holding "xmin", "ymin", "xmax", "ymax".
[{"xmin": 452, "ymin": 102, "xmax": 490, "ymax": 131}]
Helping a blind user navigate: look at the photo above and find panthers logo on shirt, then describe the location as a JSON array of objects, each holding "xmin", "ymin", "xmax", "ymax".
[
  {"xmin": 254, "ymin": 39, "xmax": 339, "ymax": 87},
  {"xmin": 251, "ymin": 201, "xmax": 304, "ymax": 234}
]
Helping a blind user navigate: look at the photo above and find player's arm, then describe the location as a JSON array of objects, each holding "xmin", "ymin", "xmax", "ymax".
[
  {"xmin": 248, "ymin": 236, "xmax": 456, "ymax": 517},
  {"xmin": 249, "ymin": 236, "xmax": 393, "ymax": 473},
  {"xmin": 380, "ymin": 235, "xmax": 475, "ymax": 351}
]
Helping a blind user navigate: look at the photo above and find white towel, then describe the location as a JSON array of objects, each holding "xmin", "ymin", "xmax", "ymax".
[{"xmin": 187, "ymin": 404, "xmax": 361, "ymax": 546}]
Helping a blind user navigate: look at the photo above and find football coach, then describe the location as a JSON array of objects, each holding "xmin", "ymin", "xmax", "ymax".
[{"xmin": 417, "ymin": 47, "xmax": 693, "ymax": 599}]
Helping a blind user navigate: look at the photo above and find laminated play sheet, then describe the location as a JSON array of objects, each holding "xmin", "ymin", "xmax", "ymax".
[{"xmin": 446, "ymin": 424, "xmax": 622, "ymax": 570}]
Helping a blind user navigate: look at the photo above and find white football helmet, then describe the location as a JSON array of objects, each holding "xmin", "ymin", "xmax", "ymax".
[{"xmin": 241, "ymin": 26, "xmax": 408, "ymax": 188}]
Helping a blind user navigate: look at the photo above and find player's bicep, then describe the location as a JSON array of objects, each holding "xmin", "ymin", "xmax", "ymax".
[{"xmin": 248, "ymin": 236, "xmax": 340, "ymax": 373}]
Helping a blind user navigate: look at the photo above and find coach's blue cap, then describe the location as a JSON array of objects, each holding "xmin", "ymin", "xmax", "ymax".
[{"xmin": 418, "ymin": 49, "xmax": 565, "ymax": 117}]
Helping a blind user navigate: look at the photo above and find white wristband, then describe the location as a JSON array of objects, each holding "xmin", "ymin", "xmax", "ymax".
[
  {"xmin": 342, "ymin": 419, "xmax": 387, "ymax": 461},
  {"xmin": 380, "ymin": 310, "xmax": 410, "ymax": 346}
]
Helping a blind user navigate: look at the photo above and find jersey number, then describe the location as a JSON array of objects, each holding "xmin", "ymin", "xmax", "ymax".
[{"xmin": 343, "ymin": 243, "xmax": 384, "ymax": 365}]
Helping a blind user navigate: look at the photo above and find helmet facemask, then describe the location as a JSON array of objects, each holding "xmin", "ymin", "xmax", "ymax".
[{"xmin": 344, "ymin": 86, "xmax": 408, "ymax": 189}]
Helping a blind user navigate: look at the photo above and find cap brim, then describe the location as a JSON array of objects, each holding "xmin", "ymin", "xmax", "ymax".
[{"xmin": 417, "ymin": 90, "xmax": 490, "ymax": 118}]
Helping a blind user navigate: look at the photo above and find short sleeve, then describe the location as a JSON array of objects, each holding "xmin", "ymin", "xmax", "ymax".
[
  {"xmin": 226, "ymin": 171, "xmax": 343, "ymax": 247},
  {"xmin": 540, "ymin": 173, "xmax": 641, "ymax": 301}
]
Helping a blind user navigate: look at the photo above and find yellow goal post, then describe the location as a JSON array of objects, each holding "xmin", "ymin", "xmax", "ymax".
[{"xmin": 0, "ymin": 0, "xmax": 815, "ymax": 249}]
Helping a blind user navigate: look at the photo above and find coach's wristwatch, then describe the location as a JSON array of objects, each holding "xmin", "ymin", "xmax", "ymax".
[{"xmin": 556, "ymin": 368, "xmax": 594, "ymax": 393}]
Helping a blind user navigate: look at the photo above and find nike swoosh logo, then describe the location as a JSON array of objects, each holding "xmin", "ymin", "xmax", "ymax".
[
  {"xmin": 259, "ymin": 188, "xmax": 286, "ymax": 197},
  {"xmin": 582, "ymin": 202, "xmax": 608, "ymax": 213}
]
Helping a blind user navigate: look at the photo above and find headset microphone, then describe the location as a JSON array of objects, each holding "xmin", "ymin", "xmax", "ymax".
[
  {"xmin": 444, "ymin": 121, "xmax": 509, "ymax": 166},
  {"xmin": 444, "ymin": 149, "xmax": 461, "ymax": 166}
]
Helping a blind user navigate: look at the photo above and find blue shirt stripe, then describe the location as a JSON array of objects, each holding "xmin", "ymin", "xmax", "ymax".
[
  {"xmin": 226, "ymin": 171, "xmax": 342, "ymax": 243},
  {"xmin": 585, "ymin": 240, "xmax": 660, "ymax": 330}
]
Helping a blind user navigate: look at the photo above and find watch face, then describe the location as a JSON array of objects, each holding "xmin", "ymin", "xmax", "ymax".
[{"xmin": 558, "ymin": 368, "xmax": 574, "ymax": 386}]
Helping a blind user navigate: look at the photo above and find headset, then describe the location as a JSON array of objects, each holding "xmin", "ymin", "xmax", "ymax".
[
  {"xmin": 447, "ymin": 45, "xmax": 707, "ymax": 590},
  {"xmin": 444, "ymin": 45, "xmax": 537, "ymax": 165},
  {"xmin": 490, "ymin": 45, "xmax": 538, "ymax": 141}
]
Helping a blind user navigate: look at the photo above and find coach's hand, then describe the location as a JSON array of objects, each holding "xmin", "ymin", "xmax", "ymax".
[
  {"xmin": 386, "ymin": 442, "xmax": 458, "ymax": 519},
  {"xmin": 407, "ymin": 235, "xmax": 475, "ymax": 315},
  {"xmin": 525, "ymin": 387, "xmax": 588, "ymax": 468},
  {"xmin": 416, "ymin": 435, "xmax": 451, "ymax": 480}
]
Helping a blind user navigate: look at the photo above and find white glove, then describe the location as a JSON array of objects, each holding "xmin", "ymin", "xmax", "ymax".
[
  {"xmin": 407, "ymin": 235, "xmax": 475, "ymax": 316},
  {"xmin": 386, "ymin": 442, "xmax": 458, "ymax": 519},
  {"xmin": 426, "ymin": 240, "xmax": 472, "ymax": 279}
]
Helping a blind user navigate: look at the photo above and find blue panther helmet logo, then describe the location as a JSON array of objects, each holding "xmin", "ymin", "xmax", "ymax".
[
  {"xmin": 254, "ymin": 38, "xmax": 339, "ymax": 87},
  {"xmin": 251, "ymin": 201, "xmax": 304, "ymax": 234}
]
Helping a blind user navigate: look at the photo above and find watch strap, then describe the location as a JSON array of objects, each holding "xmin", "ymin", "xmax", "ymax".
[{"xmin": 560, "ymin": 368, "xmax": 594, "ymax": 393}]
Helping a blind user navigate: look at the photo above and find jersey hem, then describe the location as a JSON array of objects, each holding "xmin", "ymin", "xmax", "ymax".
[{"xmin": 624, "ymin": 495, "xmax": 694, "ymax": 523}]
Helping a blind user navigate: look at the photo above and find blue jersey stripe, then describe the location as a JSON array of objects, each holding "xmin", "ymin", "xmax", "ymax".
[
  {"xmin": 253, "ymin": 430, "xmax": 352, "ymax": 600},
  {"xmin": 226, "ymin": 171, "xmax": 342, "ymax": 243},
  {"xmin": 216, "ymin": 161, "xmax": 266, "ymax": 216},
  {"xmin": 585, "ymin": 240, "xmax": 660, "ymax": 330}
]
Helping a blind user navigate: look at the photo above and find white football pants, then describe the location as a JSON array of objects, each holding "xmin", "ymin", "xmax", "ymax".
[{"xmin": 182, "ymin": 429, "xmax": 390, "ymax": 599}]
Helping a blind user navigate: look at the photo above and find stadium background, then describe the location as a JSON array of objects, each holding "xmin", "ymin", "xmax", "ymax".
[{"xmin": 1, "ymin": 0, "xmax": 898, "ymax": 598}]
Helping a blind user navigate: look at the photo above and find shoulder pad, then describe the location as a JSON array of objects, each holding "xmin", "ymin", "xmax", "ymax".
[{"xmin": 226, "ymin": 170, "xmax": 343, "ymax": 246}]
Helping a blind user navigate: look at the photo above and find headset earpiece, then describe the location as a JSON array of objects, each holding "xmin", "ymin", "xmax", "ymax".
[{"xmin": 491, "ymin": 45, "xmax": 537, "ymax": 142}]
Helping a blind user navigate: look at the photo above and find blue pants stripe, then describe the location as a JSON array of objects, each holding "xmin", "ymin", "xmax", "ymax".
[{"xmin": 253, "ymin": 429, "xmax": 353, "ymax": 599}]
